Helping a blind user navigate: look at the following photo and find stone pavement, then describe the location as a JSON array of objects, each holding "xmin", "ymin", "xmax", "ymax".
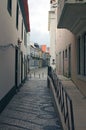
[{"xmin": 0, "ymin": 68, "xmax": 63, "ymax": 130}]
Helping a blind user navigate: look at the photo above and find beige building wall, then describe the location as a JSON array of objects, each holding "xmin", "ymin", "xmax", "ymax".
[
  {"xmin": 55, "ymin": 0, "xmax": 86, "ymax": 96},
  {"xmin": 56, "ymin": 25, "xmax": 86, "ymax": 96},
  {"xmin": 56, "ymin": 29, "xmax": 75, "ymax": 75},
  {"xmin": 72, "ymin": 36, "xmax": 86, "ymax": 96},
  {"xmin": 0, "ymin": 0, "xmax": 29, "ymax": 101}
]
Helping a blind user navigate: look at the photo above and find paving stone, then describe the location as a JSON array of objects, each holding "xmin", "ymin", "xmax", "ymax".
[{"xmin": 0, "ymin": 68, "xmax": 63, "ymax": 130}]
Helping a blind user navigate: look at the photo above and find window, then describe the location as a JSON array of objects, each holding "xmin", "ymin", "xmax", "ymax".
[
  {"xmin": 16, "ymin": 2, "xmax": 19, "ymax": 29},
  {"xmin": 65, "ymin": 49, "xmax": 67, "ymax": 58},
  {"xmin": 77, "ymin": 37, "xmax": 81, "ymax": 74},
  {"xmin": 24, "ymin": 30, "xmax": 27, "ymax": 46},
  {"xmin": 77, "ymin": 34, "xmax": 86, "ymax": 76},
  {"xmin": 21, "ymin": 20, "xmax": 23, "ymax": 39},
  {"xmin": 83, "ymin": 33, "xmax": 86, "ymax": 75},
  {"xmin": 7, "ymin": 0, "xmax": 12, "ymax": 15},
  {"xmin": 59, "ymin": 52, "xmax": 61, "ymax": 71}
]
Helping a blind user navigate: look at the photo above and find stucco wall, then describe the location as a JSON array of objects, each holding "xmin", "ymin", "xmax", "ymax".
[
  {"xmin": 49, "ymin": 9, "xmax": 56, "ymax": 69},
  {"xmin": 0, "ymin": 0, "xmax": 28, "ymax": 100},
  {"xmin": 56, "ymin": 28, "xmax": 86, "ymax": 96},
  {"xmin": 56, "ymin": 29, "xmax": 75, "ymax": 75},
  {"xmin": 71, "ymin": 38, "xmax": 86, "ymax": 96}
]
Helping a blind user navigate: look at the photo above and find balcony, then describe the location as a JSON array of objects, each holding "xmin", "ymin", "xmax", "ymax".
[{"xmin": 57, "ymin": 0, "xmax": 86, "ymax": 35}]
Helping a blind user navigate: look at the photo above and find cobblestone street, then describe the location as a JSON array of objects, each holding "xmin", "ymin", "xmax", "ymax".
[{"xmin": 0, "ymin": 68, "xmax": 63, "ymax": 130}]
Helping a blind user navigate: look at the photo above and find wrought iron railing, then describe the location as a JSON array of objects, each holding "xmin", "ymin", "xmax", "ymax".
[{"xmin": 48, "ymin": 66, "xmax": 75, "ymax": 130}]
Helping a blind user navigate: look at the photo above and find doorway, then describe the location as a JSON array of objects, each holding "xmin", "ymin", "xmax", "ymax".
[
  {"xmin": 21, "ymin": 52, "xmax": 23, "ymax": 83},
  {"xmin": 68, "ymin": 45, "xmax": 71, "ymax": 77},
  {"xmin": 15, "ymin": 47, "xmax": 18, "ymax": 88},
  {"xmin": 63, "ymin": 51, "xmax": 64, "ymax": 75}
]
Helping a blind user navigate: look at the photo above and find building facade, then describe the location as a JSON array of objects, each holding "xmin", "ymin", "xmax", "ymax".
[
  {"xmin": 48, "ymin": 0, "xmax": 57, "ymax": 69},
  {"xmin": 56, "ymin": 0, "xmax": 86, "ymax": 96},
  {"xmin": 56, "ymin": 29, "xmax": 75, "ymax": 77},
  {"xmin": 29, "ymin": 43, "xmax": 42, "ymax": 69},
  {"xmin": 29, "ymin": 43, "xmax": 50, "ymax": 69},
  {"xmin": 0, "ymin": 0, "xmax": 30, "ymax": 112},
  {"xmin": 41, "ymin": 45, "xmax": 50, "ymax": 67}
]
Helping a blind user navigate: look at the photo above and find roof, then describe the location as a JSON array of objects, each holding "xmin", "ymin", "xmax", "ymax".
[{"xmin": 19, "ymin": 0, "xmax": 30, "ymax": 32}]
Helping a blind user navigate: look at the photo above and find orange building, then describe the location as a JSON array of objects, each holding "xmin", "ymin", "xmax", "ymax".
[{"xmin": 41, "ymin": 45, "xmax": 46, "ymax": 52}]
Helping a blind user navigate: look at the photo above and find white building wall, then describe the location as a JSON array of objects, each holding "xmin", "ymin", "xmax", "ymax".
[
  {"xmin": 56, "ymin": 28, "xmax": 76, "ymax": 75},
  {"xmin": 0, "ymin": 47, "xmax": 15, "ymax": 100},
  {"xmin": 0, "ymin": 0, "xmax": 29, "ymax": 100},
  {"xmin": 49, "ymin": 8, "xmax": 57, "ymax": 70}
]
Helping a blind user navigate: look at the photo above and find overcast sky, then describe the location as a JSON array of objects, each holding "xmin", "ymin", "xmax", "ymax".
[{"xmin": 28, "ymin": 0, "xmax": 50, "ymax": 46}]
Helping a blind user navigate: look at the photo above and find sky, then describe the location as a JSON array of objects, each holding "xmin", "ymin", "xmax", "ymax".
[{"xmin": 28, "ymin": 0, "xmax": 50, "ymax": 46}]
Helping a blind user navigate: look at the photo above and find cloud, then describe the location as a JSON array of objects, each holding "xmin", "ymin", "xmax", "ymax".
[
  {"xmin": 28, "ymin": 0, "xmax": 50, "ymax": 46},
  {"xmin": 30, "ymin": 28, "xmax": 50, "ymax": 46}
]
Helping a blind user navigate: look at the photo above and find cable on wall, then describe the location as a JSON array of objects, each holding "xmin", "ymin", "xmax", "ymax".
[{"xmin": 0, "ymin": 43, "xmax": 15, "ymax": 51}]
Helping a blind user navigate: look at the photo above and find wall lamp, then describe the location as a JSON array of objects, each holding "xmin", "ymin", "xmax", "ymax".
[{"xmin": 17, "ymin": 38, "xmax": 22, "ymax": 47}]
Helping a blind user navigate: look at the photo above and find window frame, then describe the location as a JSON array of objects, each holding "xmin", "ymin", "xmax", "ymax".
[
  {"xmin": 83, "ymin": 33, "xmax": 86, "ymax": 76},
  {"xmin": 21, "ymin": 20, "xmax": 23, "ymax": 40},
  {"xmin": 77, "ymin": 36, "xmax": 81, "ymax": 74},
  {"xmin": 24, "ymin": 30, "xmax": 27, "ymax": 46},
  {"xmin": 65, "ymin": 49, "xmax": 67, "ymax": 58},
  {"xmin": 16, "ymin": 2, "xmax": 19, "ymax": 29},
  {"xmin": 7, "ymin": 0, "xmax": 12, "ymax": 16},
  {"xmin": 77, "ymin": 34, "xmax": 86, "ymax": 77}
]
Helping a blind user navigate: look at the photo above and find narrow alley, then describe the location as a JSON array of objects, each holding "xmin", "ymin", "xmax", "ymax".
[{"xmin": 0, "ymin": 68, "xmax": 63, "ymax": 130}]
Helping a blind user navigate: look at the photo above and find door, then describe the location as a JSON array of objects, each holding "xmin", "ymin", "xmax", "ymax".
[
  {"xmin": 63, "ymin": 51, "xmax": 64, "ymax": 75},
  {"xmin": 15, "ymin": 47, "xmax": 18, "ymax": 88},
  {"xmin": 68, "ymin": 45, "xmax": 71, "ymax": 77},
  {"xmin": 21, "ymin": 52, "xmax": 23, "ymax": 83}
]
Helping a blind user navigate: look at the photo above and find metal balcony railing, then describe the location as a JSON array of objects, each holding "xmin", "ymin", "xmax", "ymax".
[{"xmin": 47, "ymin": 66, "xmax": 75, "ymax": 130}]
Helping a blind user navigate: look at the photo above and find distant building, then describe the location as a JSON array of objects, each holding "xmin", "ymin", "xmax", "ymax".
[
  {"xmin": 29, "ymin": 43, "xmax": 50, "ymax": 69},
  {"xmin": 41, "ymin": 45, "xmax": 50, "ymax": 67},
  {"xmin": 29, "ymin": 42, "xmax": 42, "ymax": 69},
  {"xmin": 34, "ymin": 43, "xmax": 39, "ymax": 48},
  {"xmin": 46, "ymin": 47, "xmax": 50, "ymax": 54},
  {"xmin": 41, "ymin": 45, "xmax": 47, "ymax": 52}
]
